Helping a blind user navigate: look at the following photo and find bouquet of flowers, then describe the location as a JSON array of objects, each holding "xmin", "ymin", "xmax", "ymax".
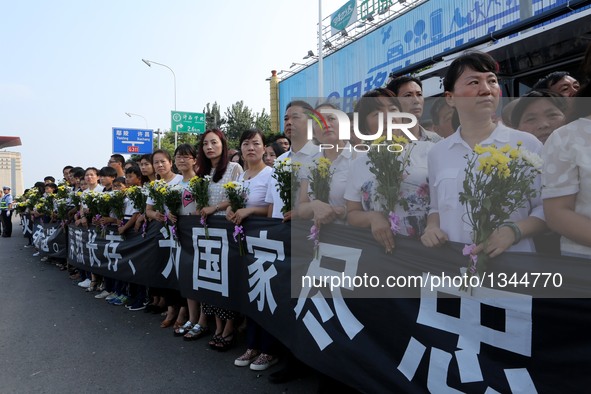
[
  {"xmin": 69, "ymin": 190, "xmax": 83, "ymax": 208},
  {"xmin": 126, "ymin": 185, "xmax": 148, "ymax": 214},
  {"xmin": 55, "ymin": 184, "xmax": 71, "ymax": 200},
  {"xmin": 36, "ymin": 195, "xmax": 55, "ymax": 218},
  {"xmin": 81, "ymin": 191, "xmax": 100, "ymax": 222},
  {"xmin": 223, "ymin": 181, "xmax": 248, "ymax": 255},
  {"xmin": 458, "ymin": 143, "xmax": 542, "ymax": 289},
  {"xmin": 109, "ymin": 190, "xmax": 127, "ymax": 222},
  {"xmin": 272, "ymin": 158, "xmax": 301, "ymax": 214},
  {"xmin": 24, "ymin": 189, "xmax": 41, "ymax": 211},
  {"xmin": 189, "ymin": 175, "xmax": 211, "ymax": 238},
  {"xmin": 367, "ymin": 135, "xmax": 414, "ymax": 240},
  {"xmin": 164, "ymin": 184, "xmax": 184, "ymax": 239},
  {"xmin": 14, "ymin": 200, "xmax": 27, "ymax": 215},
  {"xmin": 13, "ymin": 194, "xmax": 28, "ymax": 215},
  {"xmin": 95, "ymin": 192, "xmax": 114, "ymax": 237},
  {"xmin": 306, "ymin": 157, "xmax": 334, "ymax": 258},
  {"xmin": 146, "ymin": 179, "xmax": 168, "ymax": 214},
  {"xmin": 55, "ymin": 198, "xmax": 70, "ymax": 225}
]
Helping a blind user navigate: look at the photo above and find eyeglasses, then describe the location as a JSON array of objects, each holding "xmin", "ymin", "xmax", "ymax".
[{"xmin": 175, "ymin": 156, "xmax": 195, "ymax": 162}]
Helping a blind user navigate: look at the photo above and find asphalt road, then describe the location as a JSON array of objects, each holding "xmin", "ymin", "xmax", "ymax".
[{"xmin": 0, "ymin": 218, "xmax": 318, "ymax": 394}]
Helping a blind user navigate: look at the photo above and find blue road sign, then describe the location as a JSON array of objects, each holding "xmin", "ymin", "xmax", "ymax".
[{"xmin": 112, "ymin": 127, "xmax": 153, "ymax": 154}]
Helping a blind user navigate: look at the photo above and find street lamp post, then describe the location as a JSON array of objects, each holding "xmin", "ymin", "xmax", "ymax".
[
  {"xmin": 141, "ymin": 58, "xmax": 178, "ymax": 149},
  {"xmin": 125, "ymin": 112, "xmax": 160, "ymax": 149}
]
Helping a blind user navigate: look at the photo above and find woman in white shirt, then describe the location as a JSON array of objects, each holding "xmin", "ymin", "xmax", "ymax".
[
  {"xmin": 229, "ymin": 129, "xmax": 278, "ymax": 371},
  {"xmin": 179, "ymin": 130, "xmax": 243, "ymax": 343},
  {"xmin": 421, "ymin": 51, "xmax": 546, "ymax": 256},
  {"xmin": 345, "ymin": 89, "xmax": 434, "ymax": 253},
  {"xmin": 144, "ymin": 149, "xmax": 183, "ymax": 328}
]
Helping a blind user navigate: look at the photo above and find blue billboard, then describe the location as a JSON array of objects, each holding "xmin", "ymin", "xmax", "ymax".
[
  {"xmin": 278, "ymin": 0, "xmax": 589, "ymax": 127},
  {"xmin": 112, "ymin": 127, "xmax": 153, "ymax": 155}
]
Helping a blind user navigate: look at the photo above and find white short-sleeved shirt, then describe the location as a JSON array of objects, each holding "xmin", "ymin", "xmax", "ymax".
[
  {"xmin": 428, "ymin": 123, "xmax": 544, "ymax": 252},
  {"xmin": 542, "ymin": 118, "xmax": 591, "ymax": 256},
  {"xmin": 123, "ymin": 197, "xmax": 139, "ymax": 221},
  {"xmin": 268, "ymin": 141, "xmax": 321, "ymax": 218},
  {"xmin": 239, "ymin": 166, "xmax": 272, "ymax": 208},
  {"xmin": 344, "ymin": 141, "xmax": 433, "ymax": 237}
]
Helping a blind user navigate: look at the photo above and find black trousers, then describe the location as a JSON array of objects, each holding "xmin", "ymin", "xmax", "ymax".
[{"xmin": 1, "ymin": 210, "xmax": 12, "ymax": 237}]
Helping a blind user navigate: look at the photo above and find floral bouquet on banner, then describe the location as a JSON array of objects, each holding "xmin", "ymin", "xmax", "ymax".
[
  {"xmin": 367, "ymin": 136, "xmax": 413, "ymax": 249},
  {"xmin": 163, "ymin": 184, "xmax": 183, "ymax": 240},
  {"xmin": 55, "ymin": 198, "xmax": 70, "ymax": 226},
  {"xmin": 55, "ymin": 184, "xmax": 71, "ymax": 200},
  {"xmin": 146, "ymin": 180, "xmax": 168, "ymax": 214},
  {"xmin": 25, "ymin": 189, "xmax": 42, "ymax": 211},
  {"xmin": 306, "ymin": 157, "xmax": 334, "ymax": 258},
  {"xmin": 109, "ymin": 190, "xmax": 127, "ymax": 225},
  {"xmin": 95, "ymin": 192, "xmax": 114, "ymax": 237},
  {"xmin": 223, "ymin": 181, "xmax": 248, "ymax": 256},
  {"xmin": 458, "ymin": 143, "xmax": 542, "ymax": 291},
  {"xmin": 69, "ymin": 190, "xmax": 83, "ymax": 209},
  {"xmin": 126, "ymin": 186, "xmax": 148, "ymax": 214},
  {"xmin": 189, "ymin": 175, "xmax": 211, "ymax": 238},
  {"xmin": 35, "ymin": 196, "xmax": 54, "ymax": 219},
  {"xmin": 272, "ymin": 158, "xmax": 302, "ymax": 214},
  {"xmin": 127, "ymin": 185, "xmax": 149, "ymax": 236}
]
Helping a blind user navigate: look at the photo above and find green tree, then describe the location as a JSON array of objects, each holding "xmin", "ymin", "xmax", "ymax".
[
  {"xmin": 254, "ymin": 108, "xmax": 272, "ymax": 135},
  {"xmin": 203, "ymin": 102, "xmax": 225, "ymax": 130},
  {"xmin": 224, "ymin": 100, "xmax": 254, "ymax": 142}
]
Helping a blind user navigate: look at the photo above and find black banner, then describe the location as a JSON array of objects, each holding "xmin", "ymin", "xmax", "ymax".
[
  {"xmin": 61, "ymin": 217, "xmax": 591, "ymax": 393},
  {"xmin": 32, "ymin": 219, "xmax": 68, "ymax": 259}
]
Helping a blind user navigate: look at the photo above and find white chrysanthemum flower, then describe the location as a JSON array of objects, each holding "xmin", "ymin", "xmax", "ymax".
[{"xmin": 519, "ymin": 150, "xmax": 543, "ymax": 170}]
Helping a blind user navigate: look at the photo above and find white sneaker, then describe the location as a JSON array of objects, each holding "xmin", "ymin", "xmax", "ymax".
[
  {"xmin": 33, "ymin": 252, "xmax": 40, "ymax": 257},
  {"xmin": 105, "ymin": 293, "xmax": 118, "ymax": 301},
  {"xmin": 40, "ymin": 256, "xmax": 49, "ymax": 262},
  {"xmin": 249, "ymin": 353, "xmax": 278, "ymax": 371},
  {"xmin": 77, "ymin": 279, "xmax": 91, "ymax": 288},
  {"xmin": 95, "ymin": 290, "xmax": 111, "ymax": 299}
]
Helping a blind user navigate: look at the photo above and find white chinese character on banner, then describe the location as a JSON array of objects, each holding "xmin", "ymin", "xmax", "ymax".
[
  {"xmin": 159, "ymin": 226, "xmax": 181, "ymax": 278},
  {"xmin": 86, "ymin": 229, "xmax": 102, "ymax": 267},
  {"xmin": 23, "ymin": 216, "xmax": 32, "ymax": 235},
  {"xmin": 397, "ymin": 276, "xmax": 536, "ymax": 393},
  {"xmin": 245, "ymin": 231, "xmax": 285, "ymax": 314},
  {"xmin": 192, "ymin": 227, "xmax": 229, "ymax": 296},
  {"xmin": 104, "ymin": 232, "xmax": 123, "ymax": 272},
  {"xmin": 294, "ymin": 243, "xmax": 364, "ymax": 351},
  {"xmin": 32, "ymin": 224, "xmax": 44, "ymax": 249},
  {"xmin": 73, "ymin": 228, "xmax": 85, "ymax": 263},
  {"xmin": 39, "ymin": 226, "xmax": 52, "ymax": 252}
]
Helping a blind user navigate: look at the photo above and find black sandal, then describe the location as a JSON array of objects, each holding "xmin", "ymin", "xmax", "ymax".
[
  {"xmin": 215, "ymin": 331, "xmax": 236, "ymax": 352},
  {"xmin": 208, "ymin": 333, "xmax": 223, "ymax": 349}
]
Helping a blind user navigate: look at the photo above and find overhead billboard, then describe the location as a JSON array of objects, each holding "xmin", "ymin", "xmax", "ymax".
[{"xmin": 278, "ymin": 0, "xmax": 591, "ymax": 127}]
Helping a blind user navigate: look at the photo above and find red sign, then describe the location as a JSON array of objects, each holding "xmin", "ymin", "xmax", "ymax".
[{"xmin": 127, "ymin": 146, "xmax": 139, "ymax": 153}]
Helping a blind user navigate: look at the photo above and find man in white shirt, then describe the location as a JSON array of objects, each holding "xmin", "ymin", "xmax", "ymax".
[{"xmin": 266, "ymin": 100, "xmax": 321, "ymax": 219}]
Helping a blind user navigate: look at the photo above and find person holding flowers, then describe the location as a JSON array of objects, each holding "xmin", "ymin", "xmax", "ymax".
[
  {"xmin": 144, "ymin": 149, "xmax": 184, "ymax": 328},
  {"xmin": 542, "ymin": 44, "xmax": 591, "ymax": 258},
  {"xmin": 345, "ymin": 89, "xmax": 435, "ymax": 253},
  {"xmin": 229, "ymin": 129, "xmax": 279, "ymax": 371},
  {"xmin": 298, "ymin": 102, "xmax": 353, "ymax": 225},
  {"xmin": 183, "ymin": 129, "xmax": 243, "ymax": 343},
  {"xmin": 421, "ymin": 51, "xmax": 546, "ymax": 261}
]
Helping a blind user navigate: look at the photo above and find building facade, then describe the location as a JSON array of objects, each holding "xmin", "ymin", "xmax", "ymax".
[{"xmin": 0, "ymin": 151, "xmax": 24, "ymax": 196}]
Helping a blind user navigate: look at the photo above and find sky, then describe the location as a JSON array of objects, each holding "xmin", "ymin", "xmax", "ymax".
[{"xmin": 0, "ymin": 0, "xmax": 344, "ymax": 188}]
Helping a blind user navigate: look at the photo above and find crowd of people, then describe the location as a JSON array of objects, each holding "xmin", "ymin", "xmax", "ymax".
[{"xmin": 10, "ymin": 47, "xmax": 591, "ymax": 392}]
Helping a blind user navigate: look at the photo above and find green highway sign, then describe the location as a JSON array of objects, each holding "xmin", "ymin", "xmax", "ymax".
[{"xmin": 171, "ymin": 111, "xmax": 206, "ymax": 133}]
